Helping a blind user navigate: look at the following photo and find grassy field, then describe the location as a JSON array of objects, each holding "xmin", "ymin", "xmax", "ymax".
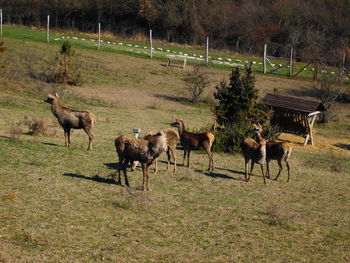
[
  {"xmin": 0, "ymin": 29, "xmax": 350, "ymax": 263},
  {"xmin": 1, "ymin": 24, "xmax": 342, "ymax": 81}
]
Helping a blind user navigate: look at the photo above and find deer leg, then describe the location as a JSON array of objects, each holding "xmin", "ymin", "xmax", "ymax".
[
  {"xmin": 244, "ymin": 158, "xmax": 250, "ymax": 182},
  {"xmin": 83, "ymin": 128, "xmax": 94, "ymax": 151},
  {"xmin": 249, "ymin": 161, "xmax": 255, "ymax": 176},
  {"xmin": 170, "ymin": 147, "xmax": 176, "ymax": 172},
  {"xmin": 63, "ymin": 128, "xmax": 69, "ymax": 147},
  {"xmin": 66, "ymin": 128, "xmax": 71, "ymax": 146},
  {"xmin": 153, "ymin": 158, "xmax": 158, "ymax": 174},
  {"xmin": 146, "ymin": 162, "xmax": 152, "ymax": 191},
  {"xmin": 274, "ymin": 160, "xmax": 283, "ymax": 181},
  {"xmin": 117, "ymin": 156, "xmax": 125, "ymax": 185},
  {"xmin": 166, "ymin": 149, "xmax": 171, "ymax": 171},
  {"xmin": 182, "ymin": 149, "xmax": 187, "ymax": 166},
  {"xmin": 286, "ymin": 160, "xmax": 290, "ymax": 182},
  {"xmin": 117, "ymin": 158, "xmax": 122, "ymax": 185},
  {"xmin": 141, "ymin": 163, "xmax": 147, "ymax": 191},
  {"xmin": 205, "ymin": 148, "xmax": 214, "ymax": 172},
  {"xmin": 260, "ymin": 164, "xmax": 266, "ymax": 184},
  {"xmin": 266, "ymin": 160, "xmax": 271, "ymax": 178},
  {"xmin": 122, "ymin": 159, "xmax": 130, "ymax": 187},
  {"xmin": 187, "ymin": 150, "xmax": 191, "ymax": 168}
]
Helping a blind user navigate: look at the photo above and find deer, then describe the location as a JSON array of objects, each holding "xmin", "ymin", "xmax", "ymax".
[
  {"xmin": 132, "ymin": 129, "xmax": 180, "ymax": 173},
  {"xmin": 171, "ymin": 119, "xmax": 215, "ymax": 172},
  {"xmin": 252, "ymin": 124, "xmax": 292, "ymax": 182},
  {"xmin": 240, "ymin": 135, "xmax": 267, "ymax": 184},
  {"xmin": 115, "ymin": 129, "xmax": 168, "ymax": 191},
  {"xmin": 44, "ymin": 93, "xmax": 96, "ymax": 150}
]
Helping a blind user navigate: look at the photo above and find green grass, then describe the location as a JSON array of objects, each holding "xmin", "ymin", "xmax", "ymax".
[
  {"xmin": 1, "ymin": 24, "xmax": 341, "ymax": 81},
  {"xmin": 0, "ymin": 31, "xmax": 350, "ymax": 263}
]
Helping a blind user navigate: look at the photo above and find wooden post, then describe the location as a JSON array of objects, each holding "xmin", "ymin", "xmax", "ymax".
[
  {"xmin": 167, "ymin": 58, "xmax": 171, "ymax": 67},
  {"xmin": 205, "ymin": 36, "xmax": 209, "ymax": 65},
  {"xmin": 0, "ymin": 9, "xmax": 2, "ymax": 36},
  {"xmin": 289, "ymin": 47, "xmax": 294, "ymax": 77},
  {"xmin": 263, "ymin": 44, "xmax": 267, "ymax": 74},
  {"xmin": 46, "ymin": 15, "xmax": 50, "ymax": 43},
  {"xmin": 150, "ymin": 29, "xmax": 153, "ymax": 58},
  {"xmin": 98, "ymin": 22, "xmax": 101, "ymax": 50},
  {"xmin": 304, "ymin": 111, "xmax": 320, "ymax": 145},
  {"xmin": 313, "ymin": 61, "xmax": 319, "ymax": 81},
  {"xmin": 339, "ymin": 53, "xmax": 346, "ymax": 83},
  {"xmin": 183, "ymin": 56, "xmax": 187, "ymax": 70}
]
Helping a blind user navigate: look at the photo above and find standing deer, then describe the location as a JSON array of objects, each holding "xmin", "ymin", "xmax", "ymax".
[
  {"xmin": 240, "ymin": 135, "xmax": 267, "ymax": 184},
  {"xmin": 253, "ymin": 124, "xmax": 292, "ymax": 182},
  {"xmin": 115, "ymin": 130, "xmax": 167, "ymax": 191},
  {"xmin": 171, "ymin": 119, "xmax": 215, "ymax": 172},
  {"xmin": 141, "ymin": 129, "xmax": 180, "ymax": 173},
  {"xmin": 44, "ymin": 93, "xmax": 96, "ymax": 150}
]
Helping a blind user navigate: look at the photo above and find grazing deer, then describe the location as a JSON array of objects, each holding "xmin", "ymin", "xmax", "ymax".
[
  {"xmin": 240, "ymin": 136, "xmax": 267, "ymax": 184},
  {"xmin": 115, "ymin": 130, "xmax": 167, "ymax": 191},
  {"xmin": 44, "ymin": 93, "xmax": 96, "ymax": 150},
  {"xmin": 171, "ymin": 119, "xmax": 215, "ymax": 172},
  {"xmin": 253, "ymin": 124, "xmax": 292, "ymax": 182}
]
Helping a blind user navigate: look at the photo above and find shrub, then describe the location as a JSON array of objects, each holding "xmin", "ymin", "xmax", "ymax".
[
  {"xmin": 212, "ymin": 123, "xmax": 251, "ymax": 153},
  {"xmin": 183, "ymin": 64, "xmax": 209, "ymax": 103},
  {"xmin": 30, "ymin": 41, "xmax": 83, "ymax": 86},
  {"xmin": 23, "ymin": 116, "xmax": 47, "ymax": 136},
  {"xmin": 212, "ymin": 65, "xmax": 268, "ymax": 152},
  {"xmin": 313, "ymin": 72, "xmax": 342, "ymax": 123},
  {"xmin": 9, "ymin": 121, "xmax": 23, "ymax": 140}
]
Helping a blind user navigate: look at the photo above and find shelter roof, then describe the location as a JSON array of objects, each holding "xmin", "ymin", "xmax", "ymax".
[{"xmin": 263, "ymin": 93, "xmax": 326, "ymax": 113}]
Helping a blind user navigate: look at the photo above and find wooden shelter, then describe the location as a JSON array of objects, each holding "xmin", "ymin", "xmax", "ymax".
[{"xmin": 263, "ymin": 93, "xmax": 326, "ymax": 145}]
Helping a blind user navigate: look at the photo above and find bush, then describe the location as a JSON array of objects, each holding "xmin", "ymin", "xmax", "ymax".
[
  {"xmin": 212, "ymin": 123, "xmax": 251, "ymax": 153},
  {"xmin": 23, "ymin": 116, "xmax": 47, "ymax": 136},
  {"xmin": 313, "ymin": 72, "xmax": 342, "ymax": 123},
  {"xmin": 212, "ymin": 65, "xmax": 268, "ymax": 153},
  {"xmin": 29, "ymin": 41, "xmax": 84, "ymax": 86},
  {"xmin": 183, "ymin": 64, "xmax": 209, "ymax": 103},
  {"xmin": 9, "ymin": 121, "xmax": 23, "ymax": 140}
]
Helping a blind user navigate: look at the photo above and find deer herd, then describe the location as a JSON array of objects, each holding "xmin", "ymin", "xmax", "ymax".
[{"xmin": 45, "ymin": 93, "xmax": 292, "ymax": 191}]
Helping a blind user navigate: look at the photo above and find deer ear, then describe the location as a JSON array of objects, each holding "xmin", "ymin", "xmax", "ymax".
[
  {"xmin": 159, "ymin": 129, "xmax": 165, "ymax": 135},
  {"xmin": 257, "ymin": 123, "xmax": 262, "ymax": 128},
  {"xmin": 55, "ymin": 93, "xmax": 59, "ymax": 97}
]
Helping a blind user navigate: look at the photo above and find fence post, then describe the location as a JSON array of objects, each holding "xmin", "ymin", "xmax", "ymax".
[
  {"xmin": 205, "ymin": 36, "xmax": 209, "ymax": 65},
  {"xmin": 263, "ymin": 44, "xmax": 267, "ymax": 74},
  {"xmin": 339, "ymin": 52, "xmax": 346, "ymax": 83},
  {"xmin": 98, "ymin": 22, "xmax": 101, "ymax": 50},
  {"xmin": 46, "ymin": 15, "xmax": 50, "ymax": 43},
  {"xmin": 0, "ymin": 9, "xmax": 2, "ymax": 36},
  {"xmin": 150, "ymin": 29, "xmax": 153, "ymax": 58},
  {"xmin": 289, "ymin": 47, "xmax": 294, "ymax": 77}
]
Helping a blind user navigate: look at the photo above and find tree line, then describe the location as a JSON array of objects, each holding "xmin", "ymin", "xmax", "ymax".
[{"xmin": 1, "ymin": 0, "xmax": 350, "ymax": 65}]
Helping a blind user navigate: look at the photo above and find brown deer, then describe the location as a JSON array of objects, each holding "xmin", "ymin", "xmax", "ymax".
[
  {"xmin": 253, "ymin": 124, "xmax": 292, "ymax": 182},
  {"xmin": 240, "ymin": 136, "xmax": 267, "ymax": 184},
  {"xmin": 171, "ymin": 119, "xmax": 215, "ymax": 172},
  {"xmin": 140, "ymin": 129, "xmax": 180, "ymax": 173},
  {"xmin": 44, "ymin": 93, "xmax": 96, "ymax": 150},
  {"xmin": 115, "ymin": 130, "xmax": 167, "ymax": 191}
]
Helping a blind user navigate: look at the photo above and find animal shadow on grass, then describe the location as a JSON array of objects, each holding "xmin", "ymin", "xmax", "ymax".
[
  {"xmin": 194, "ymin": 168, "xmax": 246, "ymax": 181},
  {"xmin": 154, "ymin": 94, "xmax": 191, "ymax": 103},
  {"xmin": 334, "ymin": 143, "xmax": 350, "ymax": 150},
  {"xmin": 42, "ymin": 142, "xmax": 59, "ymax": 147},
  {"xmin": 104, "ymin": 162, "xmax": 118, "ymax": 169},
  {"xmin": 63, "ymin": 173, "xmax": 118, "ymax": 185}
]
